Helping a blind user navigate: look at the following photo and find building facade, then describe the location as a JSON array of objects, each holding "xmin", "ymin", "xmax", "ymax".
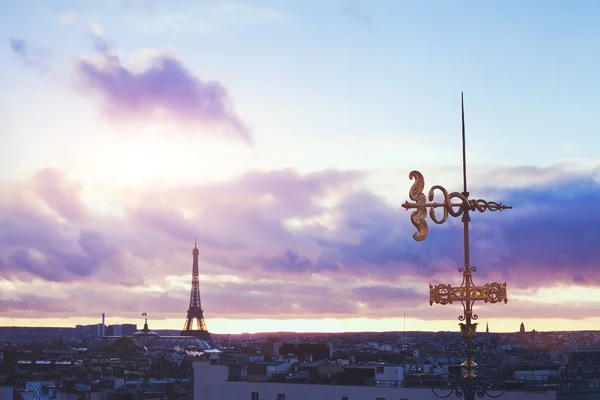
[{"xmin": 193, "ymin": 361, "xmax": 558, "ymax": 400}]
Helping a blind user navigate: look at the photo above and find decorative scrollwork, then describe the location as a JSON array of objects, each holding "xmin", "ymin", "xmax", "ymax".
[
  {"xmin": 444, "ymin": 340, "xmax": 492, "ymax": 361},
  {"xmin": 405, "ymin": 170, "xmax": 428, "ymax": 241},
  {"xmin": 431, "ymin": 373, "xmax": 458, "ymax": 399},
  {"xmin": 401, "ymin": 170, "xmax": 512, "ymax": 242},
  {"xmin": 428, "ymin": 185, "xmax": 466, "ymax": 224},
  {"xmin": 460, "ymin": 323, "xmax": 478, "ymax": 342},
  {"xmin": 431, "ymin": 341, "xmax": 507, "ymax": 399},
  {"xmin": 429, "ymin": 281, "xmax": 508, "ymax": 306},
  {"xmin": 433, "ymin": 380, "xmax": 506, "ymax": 399},
  {"xmin": 445, "ymin": 342, "xmax": 469, "ymax": 361},
  {"xmin": 403, "ymin": 167, "xmax": 511, "ymax": 400}
]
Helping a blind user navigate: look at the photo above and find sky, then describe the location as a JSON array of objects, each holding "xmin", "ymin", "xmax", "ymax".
[{"xmin": 1, "ymin": 0, "xmax": 600, "ymax": 335}]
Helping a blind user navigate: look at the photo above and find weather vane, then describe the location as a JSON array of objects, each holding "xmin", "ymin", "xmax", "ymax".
[{"xmin": 401, "ymin": 93, "xmax": 511, "ymax": 399}]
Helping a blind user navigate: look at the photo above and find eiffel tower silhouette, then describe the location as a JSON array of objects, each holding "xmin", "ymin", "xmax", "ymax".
[{"xmin": 180, "ymin": 239, "xmax": 212, "ymax": 342}]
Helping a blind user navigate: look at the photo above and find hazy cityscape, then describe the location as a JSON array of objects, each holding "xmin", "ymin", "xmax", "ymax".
[{"xmin": 3, "ymin": 0, "xmax": 600, "ymax": 400}]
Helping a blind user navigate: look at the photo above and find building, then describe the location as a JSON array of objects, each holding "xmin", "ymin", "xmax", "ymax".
[
  {"xmin": 193, "ymin": 361, "xmax": 558, "ymax": 400},
  {"xmin": 277, "ymin": 342, "xmax": 332, "ymax": 361},
  {"xmin": 514, "ymin": 365, "xmax": 561, "ymax": 381},
  {"xmin": 105, "ymin": 324, "xmax": 137, "ymax": 336},
  {"xmin": 565, "ymin": 349, "xmax": 600, "ymax": 379},
  {"xmin": 75, "ymin": 324, "xmax": 103, "ymax": 338}
]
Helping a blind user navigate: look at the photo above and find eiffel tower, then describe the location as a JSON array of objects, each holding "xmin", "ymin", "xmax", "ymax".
[{"xmin": 180, "ymin": 239, "xmax": 212, "ymax": 342}]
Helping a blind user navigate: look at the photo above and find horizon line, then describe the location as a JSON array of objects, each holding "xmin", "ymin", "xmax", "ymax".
[{"xmin": 0, "ymin": 325, "xmax": 590, "ymax": 335}]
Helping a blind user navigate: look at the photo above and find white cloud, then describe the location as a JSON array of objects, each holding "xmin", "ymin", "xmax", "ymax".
[
  {"xmin": 90, "ymin": 22, "xmax": 104, "ymax": 37},
  {"xmin": 60, "ymin": 10, "xmax": 79, "ymax": 25}
]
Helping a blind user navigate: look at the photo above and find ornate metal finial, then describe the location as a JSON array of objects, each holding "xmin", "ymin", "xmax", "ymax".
[
  {"xmin": 401, "ymin": 171, "xmax": 511, "ymax": 242},
  {"xmin": 402, "ymin": 94, "xmax": 512, "ymax": 399}
]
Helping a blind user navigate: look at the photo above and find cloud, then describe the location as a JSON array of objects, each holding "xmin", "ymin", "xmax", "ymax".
[
  {"xmin": 352, "ymin": 285, "xmax": 423, "ymax": 309},
  {"xmin": 34, "ymin": 168, "xmax": 88, "ymax": 223},
  {"xmin": 59, "ymin": 10, "xmax": 79, "ymax": 25},
  {"xmin": 0, "ymin": 280, "xmax": 357, "ymax": 320},
  {"xmin": 74, "ymin": 29, "xmax": 252, "ymax": 144},
  {"xmin": 8, "ymin": 38, "xmax": 51, "ymax": 72},
  {"xmin": 414, "ymin": 298, "xmax": 600, "ymax": 323},
  {"xmin": 0, "ymin": 164, "xmax": 599, "ymax": 323},
  {"xmin": 90, "ymin": 22, "xmax": 104, "ymax": 37},
  {"xmin": 0, "ymin": 169, "xmax": 136, "ymax": 285},
  {"xmin": 8, "ymin": 27, "xmax": 251, "ymax": 145}
]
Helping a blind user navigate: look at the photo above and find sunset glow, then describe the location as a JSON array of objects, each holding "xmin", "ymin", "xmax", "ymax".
[{"xmin": 2, "ymin": 0, "xmax": 600, "ymax": 335}]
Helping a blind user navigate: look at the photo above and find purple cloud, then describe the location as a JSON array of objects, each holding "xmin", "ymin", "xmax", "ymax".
[
  {"xmin": 8, "ymin": 37, "xmax": 51, "ymax": 72},
  {"xmin": 352, "ymin": 285, "xmax": 422, "ymax": 307},
  {"xmin": 0, "ymin": 170, "xmax": 137, "ymax": 285},
  {"xmin": 76, "ymin": 33, "xmax": 252, "ymax": 144},
  {"xmin": 260, "ymin": 250, "xmax": 341, "ymax": 273},
  {"xmin": 34, "ymin": 168, "xmax": 88, "ymax": 223},
  {"xmin": 9, "ymin": 37, "xmax": 26, "ymax": 58},
  {"xmin": 0, "ymin": 281, "xmax": 357, "ymax": 320},
  {"xmin": 1, "ymin": 165, "xmax": 600, "ymax": 322}
]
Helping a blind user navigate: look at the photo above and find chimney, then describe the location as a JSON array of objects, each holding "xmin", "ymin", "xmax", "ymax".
[{"xmin": 102, "ymin": 313, "xmax": 106, "ymax": 337}]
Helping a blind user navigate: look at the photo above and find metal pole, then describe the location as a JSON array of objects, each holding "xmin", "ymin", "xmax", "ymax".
[{"xmin": 461, "ymin": 93, "xmax": 475, "ymax": 400}]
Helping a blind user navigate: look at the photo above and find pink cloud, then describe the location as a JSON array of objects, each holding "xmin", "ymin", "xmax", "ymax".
[
  {"xmin": 34, "ymin": 168, "xmax": 88, "ymax": 223},
  {"xmin": 9, "ymin": 34, "xmax": 251, "ymax": 145},
  {"xmin": 0, "ymin": 165, "xmax": 599, "ymax": 322},
  {"xmin": 77, "ymin": 35, "xmax": 252, "ymax": 144},
  {"xmin": 76, "ymin": 33, "xmax": 252, "ymax": 144}
]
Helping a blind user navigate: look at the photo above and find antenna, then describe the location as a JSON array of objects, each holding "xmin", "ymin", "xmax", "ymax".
[{"xmin": 403, "ymin": 313, "xmax": 406, "ymax": 346}]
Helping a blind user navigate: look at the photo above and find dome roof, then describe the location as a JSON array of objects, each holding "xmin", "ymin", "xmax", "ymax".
[
  {"xmin": 87, "ymin": 336, "xmax": 144, "ymax": 351},
  {"xmin": 134, "ymin": 318, "xmax": 159, "ymax": 337},
  {"xmin": 148, "ymin": 336, "xmax": 212, "ymax": 351},
  {"xmin": 133, "ymin": 330, "xmax": 159, "ymax": 337}
]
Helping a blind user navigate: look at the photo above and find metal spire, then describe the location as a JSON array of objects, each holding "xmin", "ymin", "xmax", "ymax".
[
  {"xmin": 401, "ymin": 93, "xmax": 512, "ymax": 399},
  {"xmin": 461, "ymin": 92, "xmax": 468, "ymax": 196}
]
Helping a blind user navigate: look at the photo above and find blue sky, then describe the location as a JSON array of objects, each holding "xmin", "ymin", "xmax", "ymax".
[
  {"xmin": 2, "ymin": 0, "xmax": 600, "ymax": 333},
  {"xmin": 3, "ymin": 0, "xmax": 600, "ymax": 179}
]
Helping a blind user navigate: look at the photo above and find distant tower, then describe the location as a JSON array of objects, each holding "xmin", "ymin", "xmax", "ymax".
[
  {"xmin": 134, "ymin": 313, "xmax": 159, "ymax": 346},
  {"xmin": 520, "ymin": 322, "xmax": 525, "ymax": 333},
  {"xmin": 181, "ymin": 239, "xmax": 211, "ymax": 342},
  {"xmin": 486, "ymin": 321, "xmax": 489, "ymax": 334}
]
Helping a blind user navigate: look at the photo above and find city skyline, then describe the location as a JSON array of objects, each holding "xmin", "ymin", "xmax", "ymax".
[{"xmin": 2, "ymin": 0, "xmax": 600, "ymax": 334}]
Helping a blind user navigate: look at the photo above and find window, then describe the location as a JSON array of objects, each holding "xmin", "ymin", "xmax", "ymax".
[
  {"xmin": 376, "ymin": 366, "xmax": 384, "ymax": 373},
  {"xmin": 376, "ymin": 397, "xmax": 385, "ymax": 400},
  {"xmin": 277, "ymin": 394, "xmax": 286, "ymax": 400},
  {"xmin": 342, "ymin": 397, "xmax": 349, "ymax": 400},
  {"xmin": 251, "ymin": 393, "xmax": 259, "ymax": 400}
]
